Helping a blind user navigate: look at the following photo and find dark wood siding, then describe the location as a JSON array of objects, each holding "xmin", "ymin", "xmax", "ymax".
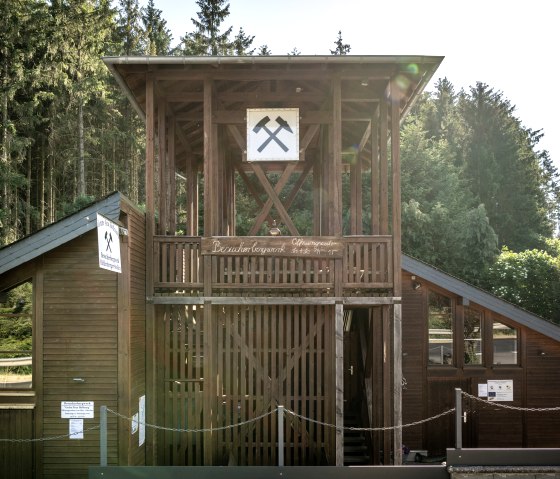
[
  {"xmin": 401, "ymin": 273, "xmax": 425, "ymax": 449},
  {"xmin": 525, "ymin": 330, "xmax": 560, "ymax": 447},
  {"xmin": 42, "ymin": 232, "xmax": 119, "ymax": 478},
  {"xmin": 123, "ymin": 204, "xmax": 146, "ymax": 465},
  {"xmin": 401, "ymin": 271, "xmax": 560, "ymax": 455},
  {"xmin": 0, "ymin": 406, "xmax": 34, "ymax": 478}
]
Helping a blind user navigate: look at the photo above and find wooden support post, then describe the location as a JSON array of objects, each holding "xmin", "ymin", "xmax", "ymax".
[
  {"xmin": 203, "ymin": 78, "xmax": 216, "ymax": 236},
  {"xmin": 382, "ymin": 304, "xmax": 391, "ymax": 464},
  {"xmin": 331, "ymin": 76, "xmax": 342, "ymax": 237},
  {"xmin": 186, "ymin": 154, "xmax": 198, "ymax": 236},
  {"xmin": 370, "ymin": 106, "xmax": 380, "ymax": 235},
  {"xmin": 335, "ymin": 302, "xmax": 344, "ymax": 466},
  {"xmin": 379, "ymin": 93, "xmax": 389, "ymax": 235},
  {"xmin": 203, "ymin": 301, "xmax": 214, "ymax": 465},
  {"xmin": 158, "ymin": 102, "xmax": 167, "ymax": 233},
  {"xmin": 168, "ymin": 116, "xmax": 176, "ymax": 234},
  {"xmin": 390, "ymin": 78, "xmax": 403, "ymax": 465},
  {"xmin": 393, "ymin": 303, "xmax": 402, "ymax": 464},
  {"xmin": 144, "ymin": 71, "xmax": 157, "ymax": 464}
]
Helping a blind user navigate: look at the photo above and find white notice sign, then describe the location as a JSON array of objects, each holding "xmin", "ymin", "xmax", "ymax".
[
  {"xmin": 487, "ymin": 379, "xmax": 514, "ymax": 402},
  {"xmin": 61, "ymin": 401, "xmax": 95, "ymax": 419},
  {"xmin": 247, "ymin": 108, "xmax": 299, "ymax": 162},
  {"xmin": 139, "ymin": 395, "xmax": 146, "ymax": 446},
  {"xmin": 97, "ymin": 213, "xmax": 122, "ymax": 273},
  {"xmin": 131, "ymin": 413, "xmax": 139, "ymax": 435},
  {"xmin": 69, "ymin": 419, "xmax": 84, "ymax": 439}
]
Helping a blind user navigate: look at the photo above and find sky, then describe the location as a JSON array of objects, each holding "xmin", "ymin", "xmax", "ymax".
[{"xmin": 143, "ymin": 0, "xmax": 559, "ymax": 171}]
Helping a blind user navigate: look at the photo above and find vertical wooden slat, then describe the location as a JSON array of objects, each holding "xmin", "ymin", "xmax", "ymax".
[{"xmin": 382, "ymin": 304, "xmax": 392, "ymax": 464}]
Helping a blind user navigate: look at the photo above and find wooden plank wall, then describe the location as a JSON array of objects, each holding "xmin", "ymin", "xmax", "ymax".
[
  {"xmin": 122, "ymin": 204, "xmax": 147, "ymax": 465},
  {"xmin": 0, "ymin": 407, "xmax": 34, "ymax": 478},
  {"xmin": 524, "ymin": 331, "xmax": 560, "ymax": 447},
  {"xmin": 160, "ymin": 304, "xmax": 336, "ymax": 466},
  {"xmin": 42, "ymin": 231, "xmax": 119, "ymax": 478},
  {"xmin": 401, "ymin": 271, "xmax": 560, "ymax": 455}
]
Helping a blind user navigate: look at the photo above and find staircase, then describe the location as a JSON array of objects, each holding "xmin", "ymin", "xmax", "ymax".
[{"xmin": 343, "ymin": 413, "xmax": 371, "ymax": 465}]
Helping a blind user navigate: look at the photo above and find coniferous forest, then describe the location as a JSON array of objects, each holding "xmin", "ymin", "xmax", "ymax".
[{"xmin": 1, "ymin": 0, "xmax": 559, "ymax": 322}]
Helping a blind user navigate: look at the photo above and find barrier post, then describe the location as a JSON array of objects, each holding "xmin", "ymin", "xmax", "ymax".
[
  {"xmin": 100, "ymin": 405, "xmax": 107, "ymax": 466},
  {"xmin": 278, "ymin": 405, "xmax": 284, "ymax": 466},
  {"xmin": 455, "ymin": 388, "xmax": 462, "ymax": 449}
]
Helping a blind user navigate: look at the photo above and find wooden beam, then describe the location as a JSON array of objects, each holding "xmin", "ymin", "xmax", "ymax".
[
  {"xmin": 168, "ymin": 117, "xmax": 176, "ymax": 233},
  {"xmin": 393, "ymin": 303, "xmax": 402, "ymax": 465},
  {"xmin": 370, "ymin": 106, "xmax": 380, "ymax": 235},
  {"xmin": 248, "ymin": 162, "xmax": 297, "ymax": 235},
  {"xmin": 331, "ymin": 77, "xmax": 342, "ymax": 237},
  {"xmin": 250, "ymin": 164, "xmax": 299, "ymax": 235},
  {"xmin": 335, "ymin": 302, "xmax": 344, "ymax": 466},
  {"xmin": 154, "ymin": 67, "xmax": 394, "ymax": 82},
  {"xmin": 150, "ymin": 296, "xmax": 401, "ymax": 305},
  {"xmin": 144, "ymin": 71, "xmax": 157, "ymax": 464},
  {"xmin": 157, "ymin": 103, "xmax": 167, "ymax": 233},
  {"xmin": 379, "ymin": 90, "xmax": 389, "ymax": 235},
  {"xmin": 203, "ymin": 79, "xmax": 215, "ymax": 236},
  {"xmin": 391, "ymin": 79, "xmax": 402, "ymax": 298},
  {"xmin": 382, "ymin": 304, "xmax": 392, "ymax": 464}
]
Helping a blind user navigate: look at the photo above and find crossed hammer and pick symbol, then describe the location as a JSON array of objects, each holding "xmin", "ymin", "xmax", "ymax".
[
  {"xmin": 104, "ymin": 231, "xmax": 113, "ymax": 253},
  {"xmin": 253, "ymin": 115, "xmax": 293, "ymax": 152}
]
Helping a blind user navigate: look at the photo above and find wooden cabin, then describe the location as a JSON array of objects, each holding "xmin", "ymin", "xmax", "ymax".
[
  {"xmin": 1, "ymin": 56, "xmax": 559, "ymax": 478},
  {"xmin": 0, "ymin": 193, "xmax": 147, "ymax": 478}
]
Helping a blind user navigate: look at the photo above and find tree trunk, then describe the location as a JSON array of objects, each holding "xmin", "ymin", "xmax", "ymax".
[{"xmin": 78, "ymin": 99, "xmax": 85, "ymax": 196}]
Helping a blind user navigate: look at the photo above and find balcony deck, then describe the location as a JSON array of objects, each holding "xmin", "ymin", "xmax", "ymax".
[{"xmin": 153, "ymin": 236, "xmax": 395, "ymax": 299}]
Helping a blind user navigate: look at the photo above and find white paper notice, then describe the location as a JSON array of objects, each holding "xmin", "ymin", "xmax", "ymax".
[
  {"xmin": 61, "ymin": 401, "xmax": 94, "ymax": 419},
  {"xmin": 478, "ymin": 383, "xmax": 488, "ymax": 397},
  {"xmin": 487, "ymin": 379, "xmax": 514, "ymax": 401},
  {"xmin": 69, "ymin": 419, "xmax": 84, "ymax": 439},
  {"xmin": 132, "ymin": 413, "xmax": 139, "ymax": 435},
  {"xmin": 139, "ymin": 395, "xmax": 146, "ymax": 446}
]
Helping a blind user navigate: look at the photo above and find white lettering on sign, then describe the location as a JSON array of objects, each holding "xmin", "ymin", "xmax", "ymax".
[{"xmin": 61, "ymin": 401, "xmax": 95, "ymax": 419}]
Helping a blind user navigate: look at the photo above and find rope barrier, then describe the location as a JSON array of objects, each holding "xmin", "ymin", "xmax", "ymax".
[
  {"xmin": 0, "ymin": 425, "xmax": 100, "ymax": 443},
  {"xmin": 461, "ymin": 391, "xmax": 560, "ymax": 412},
  {"xmin": 0, "ymin": 395, "xmax": 558, "ymax": 443}
]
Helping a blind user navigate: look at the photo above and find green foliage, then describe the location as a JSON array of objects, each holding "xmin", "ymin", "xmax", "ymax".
[
  {"xmin": 142, "ymin": 0, "xmax": 172, "ymax": 55},
  {"xmin": 330, "ymin": 31, "xmax": 351, "ymax": 55},
  {"xmin": 179, "ymin": 0, "xmax": 253, "ymax": 56},
  {"xmin": 483, "ymin": 247, "xmax": 560, "ymax": 324},
  {"xmin": 0, "ymin": 282, "xmax": 32, "ymax": 354},
  {"xmin": 400, "ymin": 120, "xmax": 498, "ymax": 283}
]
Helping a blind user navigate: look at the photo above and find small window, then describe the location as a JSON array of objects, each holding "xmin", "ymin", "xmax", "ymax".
[
  {"xmin": 0, "ymin": 283, "xmax": 33, "ymax": 389},
  {"xmin": 463, "ymin": 307, "xmax": 482, "ymax": 365},
  {"xmin": 493, "ymin": 320, "xmax": 517, "ymax": 365},
  {"xmin": 428, "ymin": 291, "xmax": 453, "ymax": 365}
]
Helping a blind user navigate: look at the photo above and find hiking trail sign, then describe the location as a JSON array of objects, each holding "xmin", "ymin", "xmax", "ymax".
[{"xmin": 247, "ymin": 108, "xmax": 299, "ymax": 162}]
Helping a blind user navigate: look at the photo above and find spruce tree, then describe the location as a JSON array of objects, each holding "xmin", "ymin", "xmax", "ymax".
[{"xmin": 330, "ymin": 30, "xmax": 350, "ymax": 55}]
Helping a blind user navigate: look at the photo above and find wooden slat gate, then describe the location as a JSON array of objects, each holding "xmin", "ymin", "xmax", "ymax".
[{"xmin": 160, "ymin": 304, "xmax": 336, "ymax": 466}]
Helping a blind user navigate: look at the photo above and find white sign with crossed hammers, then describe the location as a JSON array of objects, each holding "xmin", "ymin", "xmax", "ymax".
[
  {"xmin": 247, "ymin": 108, "xmax": 299, "ymax": 162},
  {"xmin": 97, "ymin": 213, "xmax": 122, "ymax": 273}
]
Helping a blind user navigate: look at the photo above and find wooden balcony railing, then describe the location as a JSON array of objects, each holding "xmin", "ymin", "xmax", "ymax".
[{"xmin": 153, "ymin": 236, "xmax": 393, "ymax": 295}]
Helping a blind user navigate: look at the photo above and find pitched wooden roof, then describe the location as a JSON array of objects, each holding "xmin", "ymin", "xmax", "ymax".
[
  {"xmin": 402, "ymin": 254, "xmax": 560, "ymax": 342},
  {"xmin": 0, "ymin": 192, "xmax": 123, "ymax": 276}
]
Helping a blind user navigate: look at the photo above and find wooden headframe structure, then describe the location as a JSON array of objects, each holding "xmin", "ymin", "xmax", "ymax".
[{"xmin": 105, "ymin": 55, "xmax": 443, "ymax": 466}]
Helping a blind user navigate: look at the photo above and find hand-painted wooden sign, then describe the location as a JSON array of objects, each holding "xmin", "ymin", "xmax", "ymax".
[{"xmin": 202, "ymin": 236, "xmax": 344, "ymax": 258}]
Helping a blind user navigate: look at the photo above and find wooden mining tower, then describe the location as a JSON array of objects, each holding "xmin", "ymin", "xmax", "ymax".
[{"xmin": 105, "ymin": 54, "xmax": 442, "ymax": 466}]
